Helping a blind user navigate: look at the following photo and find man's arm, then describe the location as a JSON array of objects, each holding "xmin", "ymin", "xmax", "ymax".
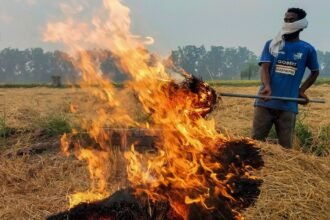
[
  {"xmin": 299, "ymin": 70, "xmax": 319, "ymax": 104},
  {"xmin": 259, "ymin": 62, "xmax": 272, "ymax": 98}
]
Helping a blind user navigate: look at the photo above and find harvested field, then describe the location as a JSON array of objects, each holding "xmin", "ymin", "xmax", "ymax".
[
  {"xmin": 1, "ymin": 85, "xmax": 329, "ymax": 136},
  {"xmin": 0, "ymin": 85, "xmax": 330, "ymax": 219}
]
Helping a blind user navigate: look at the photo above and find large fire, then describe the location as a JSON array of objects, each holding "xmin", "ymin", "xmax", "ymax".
[{"xmin": 45, "ymin": 1, "xmax": 263, "ymax": 219}]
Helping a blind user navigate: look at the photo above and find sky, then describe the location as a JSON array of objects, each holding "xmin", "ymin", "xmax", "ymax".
[{"xmin": 1, "ymin": 0, "xmax": 330, "ymax": 56}]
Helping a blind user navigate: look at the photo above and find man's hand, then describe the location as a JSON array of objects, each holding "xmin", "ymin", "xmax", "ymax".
[
  {"xmin": 298, "ymin": 89, "xmax": 309, "ymax": 105},
  {"xmin": 259, "ymin": 85, "xmax": 271, "ymax": 101},
  {"xmin": 259, "ymin": 62, "xmax": 271, "ymax": 101},
  {"xmin": 299, "ymin": 70, "xmax": 319, "ymax": 105}
]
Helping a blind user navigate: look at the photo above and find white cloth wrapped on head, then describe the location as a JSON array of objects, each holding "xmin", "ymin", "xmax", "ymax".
[{"xmin": 269, "ymin": 18, "xmax": 308, "ymax": 56}]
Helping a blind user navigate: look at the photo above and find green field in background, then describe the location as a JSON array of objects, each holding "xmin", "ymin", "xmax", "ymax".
[
  {"xmin": 208, "ymin": 78, "xmax": 330, "ymax": 87},
  {"xmin": 1, "ymin": 78, "xmax": 329, "ymax": 88}
]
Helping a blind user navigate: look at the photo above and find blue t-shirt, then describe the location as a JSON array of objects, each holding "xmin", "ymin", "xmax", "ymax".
[{"xmin": 255, "ymin": 40, "xmax": 319, "ymax": 113}]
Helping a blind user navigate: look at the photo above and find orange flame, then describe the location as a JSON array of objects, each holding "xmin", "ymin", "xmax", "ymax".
[{"xmin": 45, "ymin": 1, "xmax": 250, "ymax": 219}]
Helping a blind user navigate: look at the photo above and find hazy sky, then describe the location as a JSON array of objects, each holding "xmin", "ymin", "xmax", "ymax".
[{"xmin": 1, "ymin": 0, "xmax": 329, "ymax": 56}]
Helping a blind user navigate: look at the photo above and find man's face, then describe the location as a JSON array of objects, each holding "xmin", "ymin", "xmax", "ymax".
[{"xmin": 284, "ymin": 12, "xmax": 299, "ymax": 23}]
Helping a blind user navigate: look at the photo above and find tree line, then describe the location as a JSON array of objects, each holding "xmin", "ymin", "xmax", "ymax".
[
  {"xmin": 0, "ymin": 46, "xmax": 329, "ymax": 84},
  {"xmin": 171, "ymin": 45, "xmax": 330, "ymax": 80},
  {"xmin": 0, "ymin": 48, "xmax": 126, "ymax": 84}
]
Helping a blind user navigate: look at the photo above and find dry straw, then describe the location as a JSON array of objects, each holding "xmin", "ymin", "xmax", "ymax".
[
  {"xmin": 0, "ymin": 141, "xmax": 329, "ymax": 219},
  {"xmin": 0, "ymin": 86, "xmax": 329, "ymax": 219},
  {"xmin": 244, "ymin": 143, "xmax": 330, "ymax": 220}
]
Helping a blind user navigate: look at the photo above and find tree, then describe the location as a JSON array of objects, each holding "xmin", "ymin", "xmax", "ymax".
[
  {"xmin": 240, "ymin": 62, "xmax": 259, "ymax": 80},
  {"xmin": 204, "ymin": 46, "xmax": 225, "ymax": 79},
  {"xmin": 317, "ymin": 50, "xmax": 330, "ymax": 77},
  {"xmin": 171, "ymin": 46, "xmax": 258, "ymax": 80}
]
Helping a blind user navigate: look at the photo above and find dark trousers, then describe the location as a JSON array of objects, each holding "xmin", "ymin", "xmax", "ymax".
[{"xmin": 251, "ymin": 106, "xmax": 296, "ymax": 148}]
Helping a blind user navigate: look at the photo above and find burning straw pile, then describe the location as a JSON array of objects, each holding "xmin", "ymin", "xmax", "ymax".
[
  {"xmin": 41, "ymin": 0, "xmax": 267, "ymax": 218},
  {"xmin": 0, "ymin": 140, "xmax": 329, "ymax": 219},
  {"xmin": 48, "ymin": 73, "xmax": 264, "ymax": 220},
  {"xmin": 39, "ymin": 0, "xmax": 268, "ymax": 218}
]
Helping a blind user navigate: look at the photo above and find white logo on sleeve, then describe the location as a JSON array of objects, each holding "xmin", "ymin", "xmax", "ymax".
[{"xmin": 293, "ymin": 52, "xmax": 303, "ymax": 60}]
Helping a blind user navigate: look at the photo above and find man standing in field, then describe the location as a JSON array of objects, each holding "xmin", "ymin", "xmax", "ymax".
[{"xmin": 251, "ymin": 8, "xmax": 319, "ymax": 148}]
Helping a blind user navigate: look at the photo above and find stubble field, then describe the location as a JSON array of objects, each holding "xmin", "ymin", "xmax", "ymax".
[
  {"xmin": 0, "ymin": 85, "xmax": 329, "ymax": 219},
  {"xmin": 1, "ymin": 85, "xmax": 329, "ymax": 138}
]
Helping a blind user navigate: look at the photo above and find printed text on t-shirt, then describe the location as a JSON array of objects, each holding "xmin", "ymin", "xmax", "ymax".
[{"xmin": 275, "ymin": 60, "xmax": 297, "ymax": 76}]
